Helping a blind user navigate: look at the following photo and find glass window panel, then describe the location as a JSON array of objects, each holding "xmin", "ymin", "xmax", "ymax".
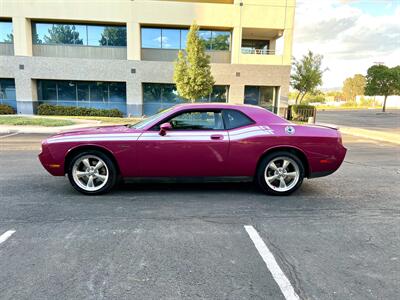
[
  {"xmin": 38, "ymin": 80, "xmax": 57, "ymax": 100},
  {"xmin": 77, "ymin": 82, "xmax": 89, "ymax": 101},
  {"xmin": 199, "ymin": 30, "xmax": 212, "ymax": 50},
  {"xmin": 33, "ymin": 23, "xmax": 51, "ymax": 44},
  {"xmin": 161, "ymin": 29, "xmax": 180, "ymax": 49},
  {"xmin": 0, "ymin": 21, "xmax": 13, "ymax": 43},
  {"xmin": 141, "ymin": 28, "xmax": 162, "ymax": 48},
  {"xmin": 0, "ymin": 79, "xmax": 16, "ymax": 100},
  {"xmin": 87, "ymin": 25, "xmax": 105, "ymax": 46},
  {"xmin": 89, "ymin": 82, "xmax": 108, "ymax": 102},
  {"xmin": 169, "ymin": 111, "xmax": 223, "ymax": 130},
  {"xmin": 34, "ymin": 23, "xmax": 86, "ymax": 45},
  {"xmin": 259, "ymin": 86, "xmax": 275, "ymax": 110},
  {"xmin": 143, "ymin": 83, "xmax": 163, "ymax": 115},
  {"xmin": 98, "ymin": 26, "xmax": 126, "ymax": 46},
  {"xmin": 161, "ymin": 84, "xmax": 181, "ymax": 103},
  {"xmin": 211, "ymin": 31, "xmax": 230, "ymax": 50},
  {"xmin": 180, "ymin": 29, "xmax": 188, "ymax": 49},
  {"xmin": 57, "ymin": 81, "xmax": 77, "ymax": 101},
  {"xmin": 210, "ymin": 85, "xmax": 228, "ymax": 102},
  {"xmin": 223, "ymin": 109, "xmax": 253, "ymax": 129},
  {"xmin": 109, "ymin": 82, "xmax": 126, "ymax": 102},
  {"xmin": 244, "ymin": 86, "xmax": 259, "ymax": 105}
]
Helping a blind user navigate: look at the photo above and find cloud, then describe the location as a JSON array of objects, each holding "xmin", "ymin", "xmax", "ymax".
[{"xmin": 293, "ymin": 0, "xmax": 400, "ymax": 88}]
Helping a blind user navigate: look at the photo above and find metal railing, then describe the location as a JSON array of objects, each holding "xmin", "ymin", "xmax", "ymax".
[{"xmin": 241, "ymin": 48, "xmax": 276, "ymax": 55}]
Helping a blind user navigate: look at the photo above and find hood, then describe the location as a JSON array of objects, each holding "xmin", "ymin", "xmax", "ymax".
[{"xmin": 49, "ymin": 124, "xmax": 139, "ymax": 139}]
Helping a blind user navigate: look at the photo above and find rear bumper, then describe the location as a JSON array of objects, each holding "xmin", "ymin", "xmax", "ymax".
[{"xmin": 308, "ymin": 145, "xmax": 347, "ymax": 178}]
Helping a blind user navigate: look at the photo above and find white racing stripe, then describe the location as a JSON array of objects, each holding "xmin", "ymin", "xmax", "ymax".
[
  {"xmin": 0, "ymin": 230, "xmax": 16, "ymax": 244},
  {"xmin": 46, "ymin": 126, "xmax": 274, "ymax": 143},
  {"xmin": 244, "ymin": 225, "xmax": 300, "ymax": 300}
]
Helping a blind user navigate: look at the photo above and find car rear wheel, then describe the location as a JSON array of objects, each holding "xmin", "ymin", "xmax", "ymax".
[
  {"xmin": 67, "ymin": 150, "xmax": 117, "ymax": 195},
  {"xmin": 256, "ymin": 151, "xmax": 304, "ymax": 196}
]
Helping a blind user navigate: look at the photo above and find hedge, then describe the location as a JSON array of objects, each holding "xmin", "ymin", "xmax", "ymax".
[
  {"xmin": 37, "ymin": 104, "xmax": 123, "ymax": 118},
  {"xmin": 288, "ymin": 104, "xmax": 316, "ymax": 122},
  {"xmin": 0, "ymin": 104, "xmax": 15, "ymax": 115}
]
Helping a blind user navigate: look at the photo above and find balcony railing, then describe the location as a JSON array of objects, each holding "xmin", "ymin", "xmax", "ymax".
[{"xmin": 241, "ymin": 48, "xmax": 276, "ymax": 55}]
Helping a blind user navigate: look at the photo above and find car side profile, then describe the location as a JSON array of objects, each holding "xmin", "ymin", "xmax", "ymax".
[{"xmin": 39, "ymin": 103, "xmax": 347, "ymax": 196}]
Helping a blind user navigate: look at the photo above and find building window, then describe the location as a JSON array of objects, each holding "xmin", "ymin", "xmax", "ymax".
[
  {"xmin": 241, "ymin": 39, "xmax": 270, "ymax": 55},
  {"xmin": 32, "ymin": 22, "xmax": 127, "ymax": 46},
  {"xmin": 0, "ymin": 78, "xmax": 16, "ymax": 109},
  {"xmin": 0, "ymin": 21, "xmax": 13, "ymax": 43},
  {"xmin": 244, "ymin": 86, "xmax": 278, "ymax": 112},
  {"xmin": 143, "ymin": 83, "xmax": 229, "ymax": 116},
  {"xmin": 37, "ymin": 80, "xmax": 126, "ymax": 114},
  {"xmin": 141, "ymin": 27, "xmax": 231, "ymax": 51}
]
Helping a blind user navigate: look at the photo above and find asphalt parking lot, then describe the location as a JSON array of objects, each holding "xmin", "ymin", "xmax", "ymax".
[
  {"xmin": 317, "ymin": 109, "xmax": 400, "ymax": 133},
  {"xmin": 0, "ymin": 132, "xmax": 399, "ymax": 299}
]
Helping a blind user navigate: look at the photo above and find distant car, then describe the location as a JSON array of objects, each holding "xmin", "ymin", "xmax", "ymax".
[{"xmin": 39, "ymin": 103, "xmax": 346, "ymax": 196}]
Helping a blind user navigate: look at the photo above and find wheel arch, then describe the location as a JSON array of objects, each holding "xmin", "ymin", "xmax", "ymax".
[
  {"xmin": 64, "ymin": 144, "xmax": 120, "ymax": 175},
  {"xmin": 256, "ymin": 146, "xmax": 310, "ymax": 178}
]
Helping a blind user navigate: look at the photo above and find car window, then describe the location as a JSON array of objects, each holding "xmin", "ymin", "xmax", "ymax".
[
  {"xmin": 167, "ymin": 111, "xmax": 224, "ymax": 130},
  {"xmin": 223, "ymin": 109, "xmax": 254, "ymax": 129}
]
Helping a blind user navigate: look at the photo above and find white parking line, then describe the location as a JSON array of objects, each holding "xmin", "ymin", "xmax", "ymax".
[
  {"xmin": 244, "ymin": 225, "xmax": 300, "ymax": 300},
  {"xmin": 0, "ymin": 230, "xmax": 16, "ymax": 244},
  {"xmin": 0, "ymin": 132, "xmax": 19, "ymax": 139}
]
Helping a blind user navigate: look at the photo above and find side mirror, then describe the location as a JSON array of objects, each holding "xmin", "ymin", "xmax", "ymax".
[{"xmin": 159, "ymin": 122, "xmax": 172, "ymax": 136}]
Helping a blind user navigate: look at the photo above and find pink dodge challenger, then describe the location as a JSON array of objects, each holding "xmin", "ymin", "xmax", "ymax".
[{"xmin": 39, "ymin": 104, "xmax": 346, "ymax": 196}]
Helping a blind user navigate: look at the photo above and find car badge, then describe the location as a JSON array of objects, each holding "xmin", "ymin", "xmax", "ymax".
[{"xmin": 285, "ymin": 126, "xmax": 295, "ymax": 135}]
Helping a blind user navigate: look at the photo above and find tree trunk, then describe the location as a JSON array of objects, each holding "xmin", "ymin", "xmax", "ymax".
[
  {"xmin": 295, "ymin": 92, "xmax": 301, "ymax": 105},
  {"xmin": 299, "ymin": 92, "xmax": 306, "ymax": 104},
  {"xmin": 382, "ymin": 95, "xmax": 387, "ymax": 112}
]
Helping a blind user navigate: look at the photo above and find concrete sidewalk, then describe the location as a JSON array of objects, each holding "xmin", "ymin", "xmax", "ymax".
[{"xmin": 338, "ymin": 126, "xmax": 400, "ymax": 145}]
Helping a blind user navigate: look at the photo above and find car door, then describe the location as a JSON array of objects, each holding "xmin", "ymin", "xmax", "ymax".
[{"xmin": 136, "ymin": 109, "xmax": 230, "ymax": 177}]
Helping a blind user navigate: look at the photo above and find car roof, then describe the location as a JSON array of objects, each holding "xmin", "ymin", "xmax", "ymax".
[{"xmin": 172, "ymin": 103, "xmax": 265, "ymax": 110}]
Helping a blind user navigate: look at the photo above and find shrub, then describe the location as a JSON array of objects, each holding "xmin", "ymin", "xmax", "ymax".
[
  {"xmin": 289, "ymin": 104, "xmax": 316, "ymax": 122},
  {"xmin": 0, "ymin": 104, "xmax": 15, "ymax": 115},
  {"xmin": 37, "ymin": 104, "xmax": 123, "ymax": 118}
]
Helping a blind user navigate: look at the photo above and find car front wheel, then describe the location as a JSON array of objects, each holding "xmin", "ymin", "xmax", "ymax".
[
  {"xmin": 67, "ymin": 150, "xmax": 117, "ymax": 195},
  {"xmin": 256, "ymin": 151, "xmax": 304, "ymax": 196}
]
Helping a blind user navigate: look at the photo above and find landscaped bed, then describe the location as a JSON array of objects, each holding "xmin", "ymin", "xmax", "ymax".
[{"xmin": 0, "ymin": 116, "xmax": 76, "ymax": 127}]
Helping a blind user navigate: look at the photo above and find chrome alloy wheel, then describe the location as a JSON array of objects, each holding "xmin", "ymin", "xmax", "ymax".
[
  {"xmin": 72, "ymin": 155, "xmax": 109, "ymax": 192},
  {"xmin": 264, "ymin": 156, "xmax": 300, "ymax": 192}
]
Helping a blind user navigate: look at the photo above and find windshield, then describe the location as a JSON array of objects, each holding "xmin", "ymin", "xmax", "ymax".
[{"xmin": 130, "ymin": 108, "xmax": 173, "ymax": 129}]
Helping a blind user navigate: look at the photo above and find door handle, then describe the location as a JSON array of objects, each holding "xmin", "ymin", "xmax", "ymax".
[{"xmin": 210, "ymin": 134, "xmax": 223, "ymax": 140}]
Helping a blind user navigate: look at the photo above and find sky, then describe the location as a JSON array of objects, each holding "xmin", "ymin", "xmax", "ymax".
[{"xmin": 293, "ymin": 0, "xmax": 400, "ymax": 89}]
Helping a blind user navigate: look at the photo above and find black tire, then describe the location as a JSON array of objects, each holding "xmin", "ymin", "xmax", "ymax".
[
  {"xmin": 256, "ymin": 151, "xmax": 305, "ymax": 196},
  {"xmin": 67, "ymin": 150, "xmax": 117, "ymax": 195}
]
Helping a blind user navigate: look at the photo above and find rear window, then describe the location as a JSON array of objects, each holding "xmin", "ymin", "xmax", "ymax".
[{"xmin": 223, "ymin": 109, "xmax": 254, "ymax": 129}]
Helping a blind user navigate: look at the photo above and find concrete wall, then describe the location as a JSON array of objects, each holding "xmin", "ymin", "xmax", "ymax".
[
  {"xmin": 32, "ymin": 45, "xmax": 127, "ymax": 60},
  {"xmin": 0, "ymin": 43, "xmax": 14, "ymax": 56},
  {"xmin": 141, "ymin": 48, "xmax": 231, "ymax": 63}
]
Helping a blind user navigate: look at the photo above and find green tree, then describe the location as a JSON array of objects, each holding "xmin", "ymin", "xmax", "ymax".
[
  {"xmin": 99, "ymin": 27, "xmax": 126, "ymax": 46},
  {"xmin": 342, "ymin": 74, "xmax": 366, "ymax": 102},
  {"xmin": 291, "ymin": 51, "xmax": 326, "ymax": 104},
  {"xmin": 43, "ymin": 24, "xmax": 83, "ymax": 44},
  {"xmin": 174, "ymin": 23, "xmax": 215, "ymax": 102},
  {"xmin": 365, "ymin": 65, "xmax": 400, "ymax": 112}
]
